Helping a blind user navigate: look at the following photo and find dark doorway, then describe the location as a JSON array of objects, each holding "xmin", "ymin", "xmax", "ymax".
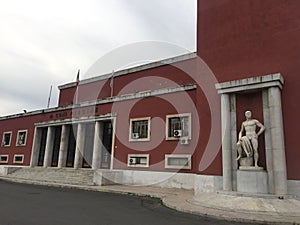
[
  {"xmin": 51, "ymin": 126, "xmax": 62, "ymax": 167},
  {"xmin": 37, "ymin": 127, "xmax": 48, "ymax": 167},
  {"xmin": 66, "ymin": 124, "xmax": 78, "ymax": 167},
  {"xmin": 101, "ymin": 121, "xmax": 113, "ymax": 169}
]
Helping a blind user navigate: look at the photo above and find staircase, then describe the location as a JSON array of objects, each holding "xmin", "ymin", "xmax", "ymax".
[{"xmin": 6, "ymin": 167, "xmax": 95, "ymax": 186}]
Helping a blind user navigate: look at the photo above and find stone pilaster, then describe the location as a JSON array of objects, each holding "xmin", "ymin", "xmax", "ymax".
[
  {"xmin": 58, "ymin": 125, "xmax": 70, "ymax": 168},
  {"xmin": 43, "ymin": 126, "xmax": 55, "ymax": 168},
  {"xmin": 74, "ymin": 123, "xmax": 86, "ymax": 169},
  {"xmin": 30, "ymin": 127, "xmax": 42, "ymax": 167},
  {"xmin": 268, "ymin": 87, "xmax": 287, "ymax": 195},
  {"xmin": 221, "ymin": 93, "xmax": 232, "ymax": 191},
  {"xmin": 263, "ymin": 89, "xmax": 275, "ymax": 194},
  {"xmin": 92, "ymin": 121, "xmax": 104, "ymax": 170}
]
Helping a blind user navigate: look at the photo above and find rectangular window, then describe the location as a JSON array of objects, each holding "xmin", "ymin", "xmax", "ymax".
[
  {"xmin": 166, "ymin": 113, "xmax": 191, "ymax": 140},
  {"xmin": 129, "ymin": 117, "xmax": 151, "ymax": 142},
  {"xmin": 13, "ymin": 155, "xmax": 24, "ymax": 164},
  {"xmin": 2, "ymin": 132, "xmax": 12, "ymax": 147},
  {"xmin": 16, "ymin": 130, "xmax": 28, "ymax": 146},
  {"xmin": 0, "ymin": 155, "xmax": 9, "ymax": 163},
  {"xmin": 127, "ymin": 154, "xmax": 150, "ymax": 168},
  {"xmin": 165, "ymin": 154, "xmax": 192, "ymax": 170}
]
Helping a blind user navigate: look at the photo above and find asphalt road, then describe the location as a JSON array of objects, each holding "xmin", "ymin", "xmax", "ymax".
[{"xmin": 0, "ymin": 180, "xmax": 251, "ymax": 225}]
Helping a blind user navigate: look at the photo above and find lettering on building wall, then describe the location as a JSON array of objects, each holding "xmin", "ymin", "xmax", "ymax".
[{"xmin": 49, "ymin": 107, "xmax": 99, "ymax": 120}]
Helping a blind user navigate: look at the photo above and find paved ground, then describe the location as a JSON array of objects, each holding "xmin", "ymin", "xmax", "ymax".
[{"xmin": 0, "ymin": 180, "xmax": 250, "ymax": 225}]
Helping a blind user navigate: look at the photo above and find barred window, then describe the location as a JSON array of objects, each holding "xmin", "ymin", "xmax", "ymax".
[
  {"xmin": 2, "ymin": 132, "xmax": 12, "ymax": 147},
  {"xmin": 16, "ymin": 130, "xmax": 27, "ymax": 146},
  {"xmin": 129, "ymin": 117, "xmax": 151, "ymax": 141},
  {"xmin": 166, "ymin": 113, "xmax": 191, "ymax": 140}
]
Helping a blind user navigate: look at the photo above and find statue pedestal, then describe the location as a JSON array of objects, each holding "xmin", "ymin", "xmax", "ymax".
[
  {"xmin": 237, "ymin": 169, "xmax": 268, "ymax": 194},
  {"xmin": 239, "ymin": 157, "xmax": 253, "ymax": 167}
]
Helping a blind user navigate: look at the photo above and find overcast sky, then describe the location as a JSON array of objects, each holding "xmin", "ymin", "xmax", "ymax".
[{"xmin": 0, "ymin": 0, "xmax": 196, "ymax": 116}]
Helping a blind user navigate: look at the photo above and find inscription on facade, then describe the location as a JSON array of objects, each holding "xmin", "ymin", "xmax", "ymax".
[{"xmin": 49, "ymin": 107, "xmax": 99, "ymax": 120}]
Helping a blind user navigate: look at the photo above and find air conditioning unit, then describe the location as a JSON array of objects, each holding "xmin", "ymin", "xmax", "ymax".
[
  {"xmin": 129, "ymin": 157, "xmax": 137, "ymax": 165},
  {"xmin": 180, "ymin": 138, "xmax": 190, "ymax": 145},
  {"xmin": 173, "ymin": 130, "xmax": 182, "ymax": 137},
  {"xmin": 132, "ymin": 133, "xmax": 139, "ymax": 139}
]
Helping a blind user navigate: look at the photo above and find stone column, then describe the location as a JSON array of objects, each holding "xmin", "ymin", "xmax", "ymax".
[
  {"xmin": 74, "ymin": 123, "xmax": 86, "ymax": 169},
  {"xmin": 221, "ymin": 94, "xmax": 232, "ymax": 191},
  {"xmin": 43, "ymin": 126, "xmax": 55, "ymax": 168},
  {"xmin": 230, "ymin": 94, "xmax": 238, "ymax": 191},
  {"xmin": 92, "ymin": 121, "xmax": 104, "ymax": 170},
  {"xmin": 263, "ymin": 90, "xmax": 275, "ymax": 194},
  {"xmin": 30, "ymin": 127, "xmax": 42, "ymax": 167},
  {"xmin": 268, "ymin": 87, "xmax": 287, "ymax": 195},
  {"xmin": 58, "ymin": 125, "xmax": 70, "ymax": 168}
]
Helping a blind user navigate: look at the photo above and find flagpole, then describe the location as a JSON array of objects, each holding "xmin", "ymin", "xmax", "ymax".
[
  {"xmin": 110, "ymin": 70, "xmax": 115, "ymax": 97},
  {"xmin": 47, "ymin": 85, "xmax": 53, "ymax": 109},
  {"xmin": 75, "ymin": 69, "xmax": 80, "ymax": 104}
]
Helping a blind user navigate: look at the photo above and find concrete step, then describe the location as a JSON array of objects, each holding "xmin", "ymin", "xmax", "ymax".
[{"xmin": 7, "ymin": 167, "xmax": 95, "ymax": 186}]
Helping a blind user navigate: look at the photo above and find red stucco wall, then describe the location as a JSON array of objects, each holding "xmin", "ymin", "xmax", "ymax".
[{"xmin": 198, "ymin": 0, "xmax": 300, "ymax": 179}]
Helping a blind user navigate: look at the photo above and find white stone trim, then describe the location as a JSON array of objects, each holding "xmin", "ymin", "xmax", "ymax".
[
  {"xmin": 215, "ymin": 73, "xmax": 284, "ymax": 94},
  {"xmin": 16, "ymin": 130, "xmax": 28, "ymax": 147},
  {"xmin": 165, "ymin": 154, "xmax": 192, "ymax": 170},
  {"xmin": 2, "ymin": 131, "xmax": 12, "ymax": 147},
  {"xmin": 0, "ymin": 155, "xmax": 9, "ymax": 163},
  {"xmin": 129, "ymin": 117, "xmax": 151, "ymax": 142},
  {"xmin": 165, "ymin": 113, "xmax": 192, "ymax": 141},
  {"xmin": 13, "ymin": 154, "xmax": 24, "ymax": 164},
  {"xmin": 127, "ymin": 154, "xmax": 150, "ymax": 168}
]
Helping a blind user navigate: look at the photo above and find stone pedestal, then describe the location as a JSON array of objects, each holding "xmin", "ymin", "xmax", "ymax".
[
  {"xmin": 239, "ymin": 157, "xmax": 253, "ymax": 167},
  {"xmin": 237, "ymin": 170, "xmax": 268, "ymax": 194}
]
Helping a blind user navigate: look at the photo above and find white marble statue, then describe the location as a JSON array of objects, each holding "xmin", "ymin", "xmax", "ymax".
[{"xmin": 236, "ymin": 111, "xmax": 265, "ymax": 168}]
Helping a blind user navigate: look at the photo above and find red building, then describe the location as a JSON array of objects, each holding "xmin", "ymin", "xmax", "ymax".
[{"xmin": 1, "ymin": 0, "xmax": 299, "ymax": 196}]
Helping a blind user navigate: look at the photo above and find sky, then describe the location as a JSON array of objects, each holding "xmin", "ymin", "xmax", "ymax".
[{"xmin": 0, "ymin": 0, "xmax": 197, "ymax": 116}]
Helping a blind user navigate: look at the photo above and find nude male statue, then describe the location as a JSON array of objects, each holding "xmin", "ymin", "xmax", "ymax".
[{"xmin": 236, "ymin": 111, "xmax": 265, "ymax": 167}]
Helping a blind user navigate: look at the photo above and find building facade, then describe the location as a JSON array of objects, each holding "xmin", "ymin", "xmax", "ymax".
[{"xmin": 1, "ymin": 0, "xmax": 300, "ymax": 196}]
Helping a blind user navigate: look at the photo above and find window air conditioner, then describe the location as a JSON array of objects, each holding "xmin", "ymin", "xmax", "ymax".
[
  {"xmin": 129, "ymin": 157, "xmax": 137, "ymax": 165},
  {"xmin": 132, "ymin": 133, "xmax": 139, "ymax": 139},
  {"xmin": 180, "ymin": 138, "xmax": 190, "ymax": 145},
  {"xmin": 173, "ymin": 130, "xmax": 182, "ymax": 137}
]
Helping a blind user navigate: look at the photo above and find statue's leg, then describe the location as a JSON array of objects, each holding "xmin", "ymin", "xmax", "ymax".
[
  {"xmin": 236, "ymin": 142, "xmax": 242, "ymax": 160},
  {"xmin": 241, "ymin": 140, "xmax": 250, "ymax": 157},
  {"xmin": 252, "ymin": 138, "xmax": 259, "ymax": 167}
]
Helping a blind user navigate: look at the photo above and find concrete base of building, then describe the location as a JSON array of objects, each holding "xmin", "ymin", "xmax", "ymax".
[{"xmin": 1, "ymin": 166, "xmax": 300, "ymax": 198}]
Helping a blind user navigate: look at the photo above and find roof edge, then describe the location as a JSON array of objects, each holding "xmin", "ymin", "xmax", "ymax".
[{"xmin": 58, "ymin": 52, "xmax": 197, "ymax": 90}]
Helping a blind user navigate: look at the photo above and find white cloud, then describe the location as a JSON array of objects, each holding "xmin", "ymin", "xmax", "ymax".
[{"xmin": 0, "ymin": 0, "xmax": 196, "ymax": 116}]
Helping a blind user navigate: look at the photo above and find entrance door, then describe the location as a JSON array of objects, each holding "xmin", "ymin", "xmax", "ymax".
[
  {"xmin": 51, "ymin": 126, "xmax": 62, "ymax": 167},
  {"xmin": 37, "ymin": 127, "xmax": 48, "ymax": 166},
  {"xmin": 100, "ymin": 121, "xmax": 113, "ymax": 169}
]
